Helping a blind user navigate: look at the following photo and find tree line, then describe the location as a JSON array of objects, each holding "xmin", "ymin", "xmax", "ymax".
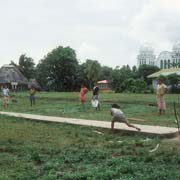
[{"xmin": 10, "ymin": 45, "xmax": 161, "ymax": 92}]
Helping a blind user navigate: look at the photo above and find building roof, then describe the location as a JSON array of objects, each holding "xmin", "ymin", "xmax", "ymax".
[
  {"xmin": 173, "ymin": 41, "xmax": 180, "ymax": 52},
  {"xmin": 0, "ymin": 65, "xmax": 28, "ymax": 84},
  {"xmin": 28, "ymin": 79, "xmax": 41, "ymax": 90},
  {"xmin": 148, "ymin": 68, "xmax": 180, "ymax": 78},
  {"xmin": 139, "ymin": 43, "xmax": 154, "ymax": 53},
  {"xmin": 157, "ymin": 51, "xmax": 172, "ymax": 59},
  {"xmin": 97, "ymin": 80, "xmax": 108, "ymax": 84}
]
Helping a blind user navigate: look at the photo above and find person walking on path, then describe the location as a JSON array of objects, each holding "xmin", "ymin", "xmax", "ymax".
[
  {"xmin": 2, "ymin": 85, "xmax": 10, "ymax": 108},
  {"xmin": 156, "ymin": 78, "xmax": 167, "ymax": 115},
  {"xmin": 92, "ymin": 82, "xmax": 100, "ymax": 110},
  {"xmin": 111, "ymin": 104, "xmax": 141, "ymax": 131},
  {"xmin": 80, "ymin": 84, "xmax": 88, "ymax": 108},
  {"xmin": 29, "ymin": 87, "xmax": 36, "ymax": 106}
]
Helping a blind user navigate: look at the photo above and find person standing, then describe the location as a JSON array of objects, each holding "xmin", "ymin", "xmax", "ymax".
[
  {"xmin": 2, "ymin": 85, "xmax": 10, "ymax": 108},
  {"xmin": 29, "ymin": 87, "xmax": 36, "ymax": 106},
  {"xmin": 156, "ymin": 78, "xmax": 167, "ymax": 115},
  {"xmin": 80, "ymin": 84, "xmax": 88, "ymax": 108},
  {"xmin": 92, "ymin": 83, "xmax": 100, "ymax": 110}
]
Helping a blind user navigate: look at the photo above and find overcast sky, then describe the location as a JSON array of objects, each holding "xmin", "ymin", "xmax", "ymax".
[{"xmin": 0, "ymin": 0, "xmax": 180, "ymax": 68}]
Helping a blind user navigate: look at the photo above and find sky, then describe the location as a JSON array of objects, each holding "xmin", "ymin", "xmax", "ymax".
[{"xmin": 0, "ymin": 0, "xmax": 180, "ymax": 68}]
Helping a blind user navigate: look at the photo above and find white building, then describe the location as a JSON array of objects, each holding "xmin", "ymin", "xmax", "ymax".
[
  {"xmin": 172, "ymin": 41, "xmax": 180, "ymax": 66},
  {"xmin": 137, "ymin": 41, "xmax": 180, "ymax": 69},
  {"xmin": 156, "ymin": 51, "xmax": 172, "ymax": 69},
  {"xmin": 137, "ymin": 43, "xmax": 156, "ymax": 67}
]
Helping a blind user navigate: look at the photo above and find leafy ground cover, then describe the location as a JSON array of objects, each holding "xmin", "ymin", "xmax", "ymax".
[
  {"xmin": 1, "ymin": 92, "xmax": 180, "ymax": 127},
  {"xmin": 0, "ymin": 115, "xmax": 180, "ymax": 180}
]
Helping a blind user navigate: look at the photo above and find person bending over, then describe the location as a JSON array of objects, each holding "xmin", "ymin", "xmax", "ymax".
[{"xmin": 111, "ymin": 104, "xmax": 141, "ymax": 131}]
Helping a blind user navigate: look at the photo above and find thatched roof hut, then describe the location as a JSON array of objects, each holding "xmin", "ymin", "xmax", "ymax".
[
  {"xmin": 28, "ymin": 79, "xmax": 42, "ymax": 90},
  {"xmin": 0, "ymin": 65, "xmax": 28, "ymax": 90}
]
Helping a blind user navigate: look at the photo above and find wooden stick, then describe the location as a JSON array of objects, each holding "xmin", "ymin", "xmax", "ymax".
[
  {"xmin": 127, "ymin": 118, "xmax": 146, "ymax": 122},
  {"xmin": 149, "ymin": 144, "xmax": 159, "ymax": 153},
  {"xmin": 173, "ymin": 102, "xmax": 180, "ymax": 135}
]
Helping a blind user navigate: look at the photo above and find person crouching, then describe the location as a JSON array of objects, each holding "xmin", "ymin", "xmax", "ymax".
[{"xmin": 111, "ymin": 104, "xmax": 141, "ymax": 131}]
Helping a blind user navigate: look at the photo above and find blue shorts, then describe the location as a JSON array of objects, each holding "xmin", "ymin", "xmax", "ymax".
[{"xmin": 29, "ymin": 95, "xmax": 35, "ymax": 101}]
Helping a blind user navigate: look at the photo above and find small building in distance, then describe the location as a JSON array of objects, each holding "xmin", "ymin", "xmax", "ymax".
[
  {"xmin": 137, "ymin": 43, "xmax": 156, "ymax": 67},
  {"xmin": 148, "ymin": 68, "xmax": 180, "ymax": 89},
  {"xmin": 137, "ymin": 41, "xmax": 180, "ymax": 69},
  {"xmin": 0, "ymin": 64, "xmax": 28, "ymax": 90},
  {"xmin": 156, "ymin": 51, "xmax": 172, "ymax": 69},
  {"xmin": 148, "ymin": 68, "xmax": 180, "ymax": 78},
  {"xmin": 28, "ymin": 79, "xmax": 42, "ymax": 91},
  {"xmin": 97, "ymin": 80, "xmax": 111, "ymax": 92}
]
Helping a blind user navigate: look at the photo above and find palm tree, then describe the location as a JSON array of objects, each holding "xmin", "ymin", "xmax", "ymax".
[{"xmin": 84, "ymin": 59, "xmax": 101, "ymax": 89}]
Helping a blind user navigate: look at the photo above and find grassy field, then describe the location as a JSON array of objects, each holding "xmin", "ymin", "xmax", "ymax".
[
  {"xmin": 1, "ymin": 92, "xmax": 180, "ymax": 179},
  {"xmin": 1, "ymin": 115, "xmax": 180, "ymax": 179},
  {"xmin": 2, "ymin": 91, "xmax": 180, "ymax": 127}
]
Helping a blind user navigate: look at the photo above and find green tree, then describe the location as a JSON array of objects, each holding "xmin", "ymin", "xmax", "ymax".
[
  {"xmin": 121, "ymin": 78, "xmax": 136, "ymax": 93},
  {"xmin": 111, "ymin": 65, "xmax": 133, "ymax": 92},
  {"xmin": 120, "ymin": 78, "xmax": 147, "ymax": 93},
  {"xmin": 134, "ymin": 79, "xmax": 147, "ymax": 93},
  {"xmin": 84, "ymin": 59, "xmax": 101, "ymax": 88},
  {"xmin": 136, "ymin": 64, "xmax": 160, "ymax": 84},
  {"xmin": 99, "ymin": 66, "xmax": 113, "ymax": 81},
  {"xmin": 36, "ymin": 46, "xmax": 78, "ymax": 91},
  {"xmin": 167, "ymin": 73, "xmax": 180, "ymax": 93},
  {"xmin": 74, "ymin": 63, "xmax": 90, "ymax": 90},
  {"xmin": 132, "ymin": 65, "xmax": 138, "ymax": 78},
  {"xmin": 11, "ymin": 54, "xmax": 35, "ymax": 80}
]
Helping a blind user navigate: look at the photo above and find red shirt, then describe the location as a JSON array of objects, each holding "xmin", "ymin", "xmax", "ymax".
[{"xmin": 80, "ymin": 87, "xmax": 88, "ymax": 102}]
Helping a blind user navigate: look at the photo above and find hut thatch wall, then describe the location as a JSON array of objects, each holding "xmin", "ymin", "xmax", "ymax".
[{"xmin": 0, "ymin": 65, "xmax": 28, "ymax": 90}]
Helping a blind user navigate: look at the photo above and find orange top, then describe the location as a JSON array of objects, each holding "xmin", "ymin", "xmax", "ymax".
[{"xmin": 80, "ymin": 87, "xmax": 88, "ymax": 102}]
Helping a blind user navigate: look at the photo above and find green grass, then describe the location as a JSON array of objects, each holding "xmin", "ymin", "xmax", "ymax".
[
  {"xmin": 1, "ymin": 92, "xmax": 180, "ymax": 179},
  {"xmin": 3, "ymin": 92, "xmax": 180, "ymax": 127},
  {"xmin": 1, "ymin": 115, "xmax": 180, "ymax": 179}
]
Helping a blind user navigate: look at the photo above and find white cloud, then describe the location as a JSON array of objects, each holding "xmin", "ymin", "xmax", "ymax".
[
  {"xmin": 129, "ymin": 0, "xmax": 180, "ymax": 54},
  {"xmin": 0, "ymin": 0, "xmax": 179, "ymax": 68},
  {"xmin": 77, "ymin": 42, "xmax": 100, "ymax": 63}
]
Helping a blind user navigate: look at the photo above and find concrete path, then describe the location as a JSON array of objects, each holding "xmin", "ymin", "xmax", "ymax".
[{"xmin": 0, "ymin": 111, "xmax": 179, "ymax": 137}]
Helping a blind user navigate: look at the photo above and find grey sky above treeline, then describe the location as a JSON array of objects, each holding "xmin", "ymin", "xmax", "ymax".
[{"xmin": 0, "ymin": 0, "xmax": 180, "ymax": 68}]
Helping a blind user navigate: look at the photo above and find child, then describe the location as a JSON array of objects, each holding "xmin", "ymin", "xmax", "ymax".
[
  {"xmin": 80, "ymin": 84, "xmax": 88, "ymax": 108},
  {"xmin": 92, "ymin": 82, "xmax": 100, "ymax": 110},
  {"xmin": 2, "ymin": 85, "xmax": 10, "ymax": 108},
  {"xmin": 29, "ymin": 87, "xmax": 36, "ymax": 106},
  {"xmin": 111, "ymin": 104, "xmax": 141, "ymax": 131}
]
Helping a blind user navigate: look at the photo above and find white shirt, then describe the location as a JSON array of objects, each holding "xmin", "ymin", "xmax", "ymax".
[
  {"xmin": 2, "ymin": 88, "xmax": 9, "ymax": 96},
  {"xmin": 156, "ymin": 83, "xmax": 167, "ymax": 96},
  {"xmin": 111, "ymin": 108, "xmax": 127, "ymax": 122}
]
